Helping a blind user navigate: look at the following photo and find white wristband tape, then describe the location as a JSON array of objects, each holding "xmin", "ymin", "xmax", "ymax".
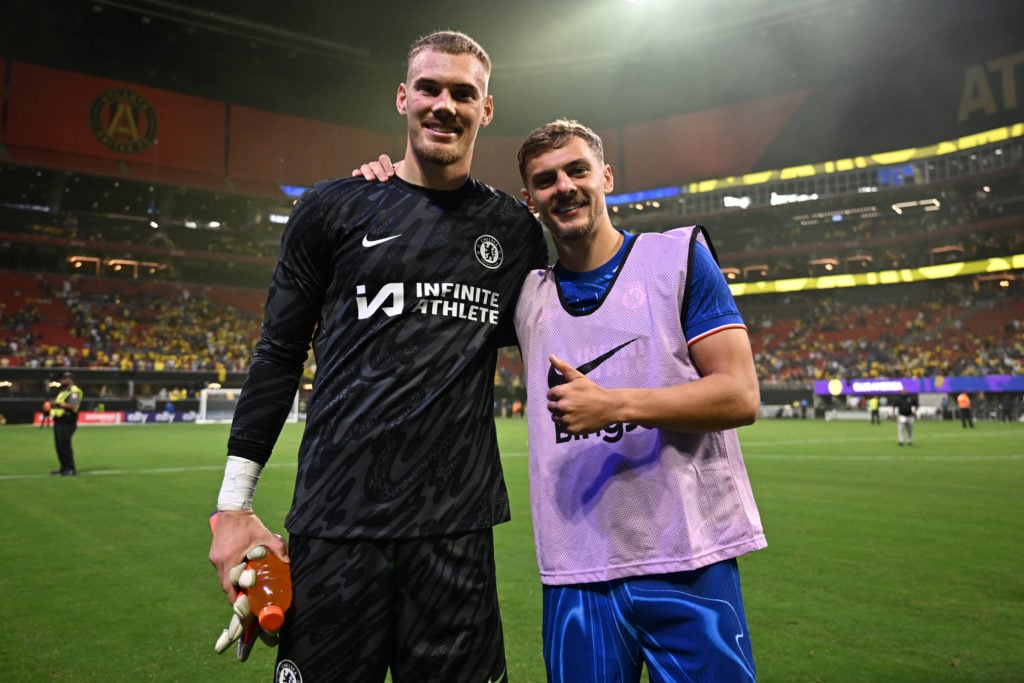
[{"xmin": 217, "ymin": 455, "xmax": 263, "ymax": 511}]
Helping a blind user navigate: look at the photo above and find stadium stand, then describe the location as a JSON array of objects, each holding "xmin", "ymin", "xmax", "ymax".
[
  {"xmin": 1, "ymin": 126, "xmax": 1021, "ymax": 422},
  {"xmin": 1, "ymin": 271, "xmax": 264, "ymax": 371}
]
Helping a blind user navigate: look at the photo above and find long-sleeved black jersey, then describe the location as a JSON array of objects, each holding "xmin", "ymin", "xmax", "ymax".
[{"xmin": 227, "ymin": 174, "xmax": 547, "ymax": 539}]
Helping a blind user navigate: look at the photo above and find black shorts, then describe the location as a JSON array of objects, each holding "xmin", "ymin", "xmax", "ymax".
[{"xmin": 276, "ymin": 528, "xmax": 506, "ymax": 683}]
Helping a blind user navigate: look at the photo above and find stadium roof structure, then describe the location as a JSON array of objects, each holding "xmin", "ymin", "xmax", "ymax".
[{"xmin": 3, "ymin": 0, "xmax": 1023, "ymax": 141}]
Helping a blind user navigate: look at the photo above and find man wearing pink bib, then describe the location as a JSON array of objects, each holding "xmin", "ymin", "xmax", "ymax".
[{"xmin": 515, "ymin": 120, "xmax": 766, "ymax": 682}]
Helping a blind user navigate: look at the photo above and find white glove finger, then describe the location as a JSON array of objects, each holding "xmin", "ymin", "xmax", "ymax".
[
  {"xmin": 214, "ymin": 613, "xmax": 246, "ymax": 654},
  {"xmin": 238, "ymin": 567, "xmax": 257, "ymax": 590},
  {"xmin": 228, "ymin": 561, "xmax": 247, "ymax": 587},
  {"xmin": 232, "ymin": 592, "xmax": 251, "ymax": 619},
  {"xmin": 245, "ymin": 545, "xmax": 267, "ymax": 561}
]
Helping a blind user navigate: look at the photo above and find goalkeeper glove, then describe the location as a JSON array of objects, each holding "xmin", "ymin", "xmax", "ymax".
[{"xmin": 214, "ymin": 545, "xmax": 281, "ymax": 661}]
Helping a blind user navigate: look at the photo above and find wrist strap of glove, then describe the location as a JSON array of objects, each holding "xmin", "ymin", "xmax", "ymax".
[{"xmin": 217, "ymin": 455, "xmax": 263, "ymax": 511}]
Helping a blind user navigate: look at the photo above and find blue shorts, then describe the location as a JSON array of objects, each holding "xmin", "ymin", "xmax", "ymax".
[{"xmin": 542, "ymin": 559, "xmax": 756, "ymax": 683}]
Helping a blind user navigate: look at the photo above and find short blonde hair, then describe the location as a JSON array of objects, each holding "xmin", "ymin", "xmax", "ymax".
[
  {"xmin": 407, "ymin": 30, "xmax": 491, "ymax": 77},
  {"xmin": 517, "ymin": 119, "xmax": 605, "ymax": 183}
]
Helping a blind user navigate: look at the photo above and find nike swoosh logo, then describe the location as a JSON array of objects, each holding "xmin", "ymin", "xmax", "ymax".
[
  {"xmin": 362, "ymin": 234, "xmax": 402, "ymax": 248},
  {"xmin": 548, "ymin": 337, "xmax": 639, "ymax": 388}
]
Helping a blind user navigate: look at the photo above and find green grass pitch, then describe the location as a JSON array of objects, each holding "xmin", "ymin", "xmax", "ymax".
[{"xmin": 2, "ymin": 417, "xmax": 1022, "ymax": 681}]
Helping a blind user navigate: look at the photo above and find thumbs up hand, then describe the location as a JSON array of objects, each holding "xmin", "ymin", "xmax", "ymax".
[{"xmin": 547, "ymin": 354, "xmax": 620, "ymax": 434}]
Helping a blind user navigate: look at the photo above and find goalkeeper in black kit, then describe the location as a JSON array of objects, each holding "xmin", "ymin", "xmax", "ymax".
[{"xmin": 208, "ymin": 30, "xmax": 547, "ymax": 682}]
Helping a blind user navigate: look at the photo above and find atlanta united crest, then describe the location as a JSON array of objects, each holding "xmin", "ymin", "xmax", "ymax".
[{"xmin": 89, "ymin": 88, "xmax": 158, "ymax": 154}]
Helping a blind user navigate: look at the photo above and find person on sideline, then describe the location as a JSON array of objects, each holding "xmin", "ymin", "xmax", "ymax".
[
  {"xmin": 49, "ymin": 371, "xmax": 83, "ymax": 475},
  {"xmin": 1000, "ymin": 394, "xmax": 1014, "ymax": 423},
  {"xmin": 956, "ymin": 391, "xmax": 975, "ymax": 428},
  {"xmin": 208, "ymin": 31, "xmax": 547, "ymax": 682},
  {"xmin": 892, "ymin": 390, "xmax": 918, "ymax": 446},
  {"xmin": 868, "ymin": 395, "xmax": 881, "ymax": 425}
]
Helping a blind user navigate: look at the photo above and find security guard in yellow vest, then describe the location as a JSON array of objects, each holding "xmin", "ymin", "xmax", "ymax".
[{"xmin": 50, "ymin": 371, "xmax": 84, "ymax": 476}]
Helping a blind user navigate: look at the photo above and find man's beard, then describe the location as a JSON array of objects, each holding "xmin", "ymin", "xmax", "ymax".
[
  {"xmin": 412, "ymin": 135, "xmax": 465, "ymax": 167},
  {"xmin": 548, "ymin": 219, "xmax": 595, "ymax": 243},
  {"xmin": 546, "ymin": 203, "xmax": 596, "ymax": 243}
]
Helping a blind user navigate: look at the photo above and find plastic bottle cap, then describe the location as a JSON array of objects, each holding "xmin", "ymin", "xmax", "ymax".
[{"xmin": 258, "ymin": 604, "xmax": 285, "ymax": 631}]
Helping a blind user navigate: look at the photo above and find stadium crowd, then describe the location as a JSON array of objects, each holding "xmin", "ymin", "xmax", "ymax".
[
  {"xmin": 743, "ymin": 284, "xmax": 1024, "ymax": 385},
  {"xmin": 2, "ymin": 267, "xmax": 1021, "ymax": 391},
  {"xmin": 1, "ymin": 273, "xmax": 263, "ymax": 373}
]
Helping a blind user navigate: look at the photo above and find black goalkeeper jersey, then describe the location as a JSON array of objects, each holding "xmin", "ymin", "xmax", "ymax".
[{"xmin": 227, "ymin": 175, "xmax": 547, "ymax": 540}]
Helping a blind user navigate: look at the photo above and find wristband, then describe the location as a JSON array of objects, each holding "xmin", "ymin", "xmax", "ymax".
[{"xmin": 217, "ymin": 455, "xmax": 263, "ymax": 511}]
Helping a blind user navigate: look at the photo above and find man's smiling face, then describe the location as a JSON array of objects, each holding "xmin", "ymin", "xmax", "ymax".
[
  {"xmin": 522, "ymin": 136, "xmax": 614, "ymax": 243},
  {"xmin": 397, "ymin": 49, "xmax": 493, "ymax": 170}
]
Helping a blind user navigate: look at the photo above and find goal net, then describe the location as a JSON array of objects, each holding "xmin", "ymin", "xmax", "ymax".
[{"xmin": 196, "ymin": 388, "xmax": 300, "ymax": 425}]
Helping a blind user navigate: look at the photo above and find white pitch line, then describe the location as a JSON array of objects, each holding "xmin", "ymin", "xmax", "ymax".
[
  {"xmin": 0, "ymin": 452, "xmax": 532, "ymax": 482},
  {"xmin": 743, "ymin": 430, "xmax": 1023, "ymax": 447},
  {"xmin": 747, "ymin": 453, "xmax": 1024, "ymax": 462},
  {"xmin": 0, "ymin": 462, "xmax": 295, "ymax": 482}
]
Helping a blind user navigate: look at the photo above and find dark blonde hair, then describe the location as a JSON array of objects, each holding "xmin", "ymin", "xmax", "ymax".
[
  {"xmin": 407, "ymin": 30, "xmax": 491, "ymax": 77},
  {"xmin": 517, "ymin": 119, "xmax": 605, "ymax": 183}
]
